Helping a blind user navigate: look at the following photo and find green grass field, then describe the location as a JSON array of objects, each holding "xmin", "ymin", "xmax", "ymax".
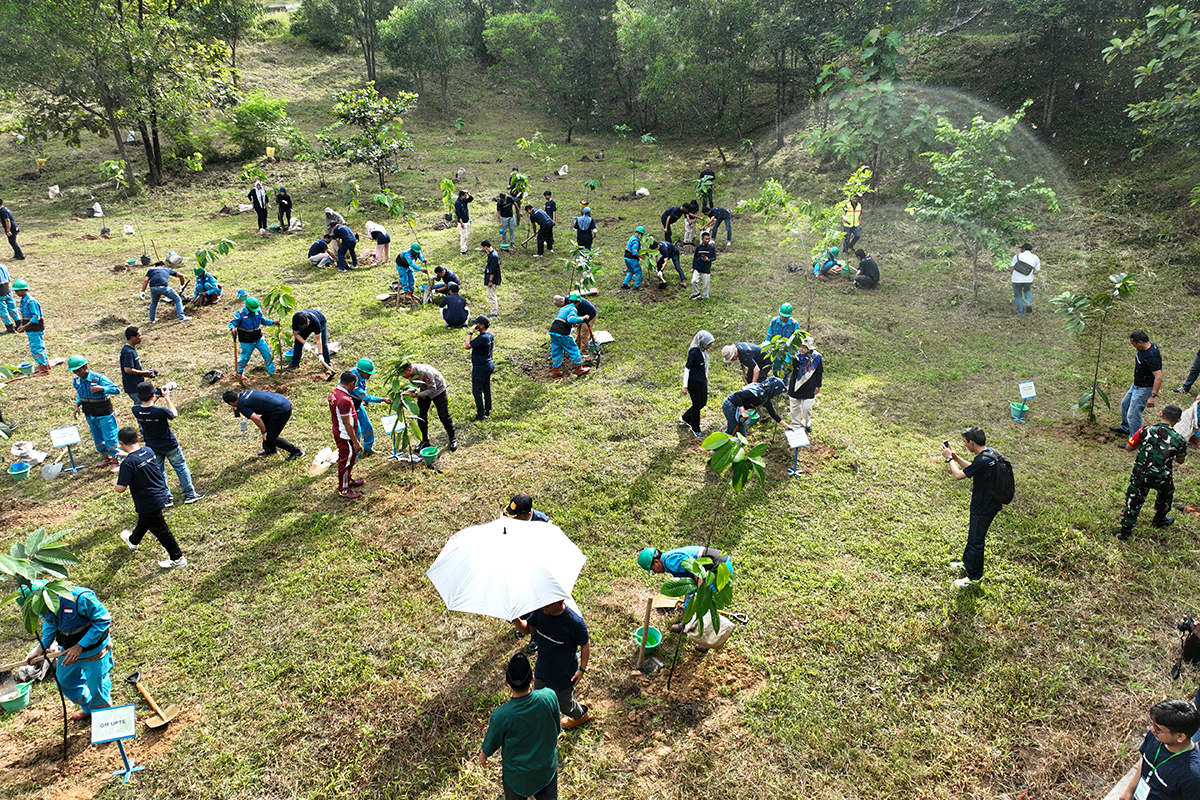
[{"xmin": 0, "ymin": 27, "xmax": 1198, "ymax": 800}]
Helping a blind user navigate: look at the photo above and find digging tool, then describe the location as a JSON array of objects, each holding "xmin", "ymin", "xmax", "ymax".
[
  {"xmin": 124, "ymin": 672, "xmax": 178, "ymax": 729},
  {"xmin": 150, "ymin": 239, "xmax": 161, "ymax": 262},
  {"xmin": 41, "ymin": 448, "xmax": 67, "ymax": 481},
  {"xmin": 231, "ymin": 332, "xmax": 240, "ymax": 381},
  {"xmin": 636, "ymin": 597, "xmax": 653, "ymax": 670},
  {"xmin": 0, "ymin": 649, "xmax": 67, "ymax": 697}
]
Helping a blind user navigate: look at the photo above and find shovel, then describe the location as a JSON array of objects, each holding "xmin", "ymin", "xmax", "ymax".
[
  {"xmin": 0, "ymin": 648, "xmax": 67, "ymax": 697},
  {"xmin": 41, "ymin": 448, "xmax": 67, "ymax": 481},
  {"xmin": 124, "ymin": 671, "xmax": 179, "ymax": 729}
]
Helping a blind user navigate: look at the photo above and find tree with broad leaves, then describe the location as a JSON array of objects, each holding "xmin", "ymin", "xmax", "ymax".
[
  {"xmin": 1050, "ymin": 273, "xmax": 1138, "ymax": 422},
  {"xmin": 318, "ymin": 83, "xmax": 416, "ymax": 191},
  {"xmin": 905, "ymin": 101, "xmax": 1059, "ymax": 300}
]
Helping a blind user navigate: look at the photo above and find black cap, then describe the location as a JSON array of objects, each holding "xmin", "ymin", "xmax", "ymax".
[
  {"xmin": 473, "ymin": 315, "xmax": 490, "ymax": 327},
  {"xmin": 505, "ymin": 494, "xmax": 533, "ymax": 518},
  {"xmin": 505, "ymin": 651, "xmax": 532, "ymax": 688}
]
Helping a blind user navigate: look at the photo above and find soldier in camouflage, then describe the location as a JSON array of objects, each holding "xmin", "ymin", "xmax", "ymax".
[{"xmin": 1119, "ymin": 404, "xmax": 1188, "ymax": 540}]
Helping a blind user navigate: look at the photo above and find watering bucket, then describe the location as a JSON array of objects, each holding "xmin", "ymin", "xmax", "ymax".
[
  {"xmin": 632, "ymin": 626, "xmax": 662, "ymax": 653},
  {"xmin": 1009, "ymin": 402, "xmax": 1028, "ymax": 422},
  {"xmin": 420, "ymin": 446, "xmax": 440, "ymax": 466},
  {"xmin": 7, "ymin": 463, "xmax": 31, "ymax": 481}
]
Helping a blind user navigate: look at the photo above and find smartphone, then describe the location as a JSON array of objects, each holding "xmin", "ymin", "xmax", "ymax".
[{"xmin": 943, "ymin": 440, "xmax": 952, "ymax": 462}]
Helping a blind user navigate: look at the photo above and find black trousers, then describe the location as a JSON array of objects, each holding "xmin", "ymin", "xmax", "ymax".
[
  {"xmin": 472, "ymin": 365, "xmax": 493, "ymax": 418},
  {"xmin": 131, "ymin": 509, "xmax": 183, "ymax": 560},
  {"xmin": 683, "ymin": 382, "xmax": 707, "ymax": 433},
  {"xmin": 6, "ymin": 232, "xmax": 23, "ymax": 259},
  {"xmin": 417, "ymin": 391, "xmax": 455, "ymax": 443},
  {"xmin": 255, "ymin": 207, "xmax": 268, "ymax": 230},
  {"xmin": 963, "ymin": 500, "xmax": 1001, "ymax": 581},
  {"xmin": 277, "ymin": 206, "xmax": 291, "ymax": 230},
  {"xmin": 262, "ymin": 410, "xmax": 301, "ymax": 456},
  {"xmin": 537, "ymin": 226, "xmax": 554, "ymax": 254}
]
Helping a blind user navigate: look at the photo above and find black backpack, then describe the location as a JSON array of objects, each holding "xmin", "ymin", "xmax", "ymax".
[
  {"xmin": 989, "ymin": 449, "xmax": 1016, "ymax": 505},
  {"xmin": 1170, "ymin": 623, "xmax": 1200, "ymax": 680}
]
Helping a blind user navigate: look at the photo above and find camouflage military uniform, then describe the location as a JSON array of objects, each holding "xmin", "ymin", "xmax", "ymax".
[{"xmin": 1120, "ymin": 422, "xmax": 1188, "ymax": 537}]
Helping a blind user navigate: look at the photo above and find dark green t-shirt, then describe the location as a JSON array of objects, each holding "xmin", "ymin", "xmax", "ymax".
[{"xmin": 481, "ymin": 688, "xmax": 561, "ymax": 796}]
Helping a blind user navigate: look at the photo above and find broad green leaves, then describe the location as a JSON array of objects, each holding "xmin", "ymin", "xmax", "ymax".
[
  {"xmin": 701, "ymin": 432, "xmax": 768, "ymax": 491},
  {"xmin": 1051, "ymin": 273, "xmax": 1137, "ymax": 421},
  {"xmin": 2, "ymin": 528, "xmax": 80, "ymax": 636},
  {"xmin": 318, "ymin": 82, "xmax": 416, "ymax": 191}
]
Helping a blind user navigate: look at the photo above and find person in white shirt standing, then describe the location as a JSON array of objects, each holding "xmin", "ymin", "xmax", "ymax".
[{"xmin": 1011, "ymin": 242, "xmax": 1041, "ymax": 317}]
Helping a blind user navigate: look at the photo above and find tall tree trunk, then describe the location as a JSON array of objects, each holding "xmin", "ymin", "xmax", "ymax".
[
  {"xmin": 136, "ymin": 120, "xmax": 161, "ymax": 186},
  {"xmin": 1042, "ymin": 23, "xmax": 1060, "ymax": 132},
  {"xmin": 105, "ymin": 107, "xmax": 136, "ymax": 188},
  {"xmin": 149, "ymin": 108, "xmax": 162, "ymax": 178}
]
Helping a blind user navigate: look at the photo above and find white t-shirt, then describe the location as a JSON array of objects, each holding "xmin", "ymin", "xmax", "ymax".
[
  {"xmin": 1011, "ymin": 251, "xmax": 1041, "ymax": 284},
  {"xmin": 1174, "ymin": 400, "xmax": 1200, "ymax": 441}
]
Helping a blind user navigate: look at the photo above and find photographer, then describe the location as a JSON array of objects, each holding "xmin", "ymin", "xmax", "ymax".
[
  {"xmin": 464, "ymin": 316, "xmax": 493, "ymax": 421},
  {"xmin": 131, "ymin": 380, "xmax": 203, "ymax": 505},
  {"xmin": 940, "ymin": 427, "xmax": 1001, "ymax": 589}
]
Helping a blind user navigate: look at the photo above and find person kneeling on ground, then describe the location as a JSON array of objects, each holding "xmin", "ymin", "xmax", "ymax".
[
  {"xmin": 854, "ymin": 249, "xmax": 880, "ymax": 289},
  {"xmin": 815, "ymin": 246, "xmax": 845, "ymax": 277},
  {"xmin": 1116, "ymin": 699, "xmax": 1200, "ymax": 800},
  {"xmin": 721, "ymin": 377, "xmax": 789, "ymax": 436},
  {"xmin": 637, "ymin": 545, "xmax": 734, "ymax": 632},
  {"xmin": 440, "ymin": 283, "xmax": 470, "ymax": 328},
  {"xmin": 193, "ymin": 266, "xmax": 222, "ymax": 305},
  {"xmin": 549, "ymin": 296, "xmax": 591, "ymax": 378},
  {"xmin": 308, "ymin": 234, "xmax": 334, "ymax": 268}
]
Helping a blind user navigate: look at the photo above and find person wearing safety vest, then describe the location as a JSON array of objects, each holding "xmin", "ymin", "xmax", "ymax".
[
  {"xmin": 229, "ymin": 297, "xmax": 278, "ymax": 380},
  {"xmin": 351, "ymin": 358, "xmax": 390, "ymax": 457},
  {"xmin": 549, "ymin": 296, "xmax": 591, "ymax": 378},
  {"xmin": 0, "ymin": 261, "xmax": 17, "ymax": 334},
  {"xmin": 70, "ymin": 354, "xmax": 122, "ymax": 471},
  {"xmin": 396, "ymin": 242, "xmax": 426, "ymax": 299},
  {"xmin": 841, "ymin": 194, "xmax": 863, "ymax": 254},
  {"xmin": 193, "ymin": 265, "xmax": 222, "ymax": 306},
  {"xmin": 14, "ymin": 279, "xmax": 50, "ymax": 375},
  {"xmin": 19, "ymin": 580, "xmax": 114, "ymax": 722},
  {"xmin": 621, "ymin": 226, "xmax": 646, "ymax": 290}
]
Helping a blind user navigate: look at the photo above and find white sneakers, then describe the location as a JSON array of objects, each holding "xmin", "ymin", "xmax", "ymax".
[
  {"xmin": 120, "ymin": 530, "xmax": 137, "ymax": 550},
  {"xmin": 159, "ymin": 557, "xmax": 188, "ymax": 569}
]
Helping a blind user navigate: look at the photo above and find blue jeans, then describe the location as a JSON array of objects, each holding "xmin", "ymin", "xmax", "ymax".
[
  {"xmin": 714, "ymin": 217, "xmax": 732, "ymax": 244},
  {"xmin": 722, "ymin": 398, "xmax": 746, "ymax": 436},
  {"xmin": 1120, "ymin": 384, "xmax": 1153, "ymax": 434},
  {"xmin": 85, "ymin": 414, "xmax": 119, "ymax": 457},
  {"xmin": 155, "ymin": 446, "xmax": 196, "ymax": 498},
  {"xmin": 1012, "ymin": 282, "xmax": 1032, "ymax": 316},
  {"xmin": 149, "ymin": 286, "xmax": 184, "ymax": 322},
  {"xmin": 238, "ymin": 339, "xmax": 275, "ymax": 376},
  {"xmin": 500, "ymin": 216, "xmax": 514, "ymax": 245},
  {"xmin": 550, "ymin": 333, "xmax": 581, "ymax": 367},
  {"xmin": 356, "ymin": 405, "xmax": 374, "ymax": 450},
  {"xmin": 659, "ymin": 254, "xmax": 684, "ymax": 282},
  {"xmin": 58, "ymin": 649, "xmax": 113, "ymax": 716},
  {"xmin": 622, "ymin": 259, "xmax": 642, "ymax": 288}
]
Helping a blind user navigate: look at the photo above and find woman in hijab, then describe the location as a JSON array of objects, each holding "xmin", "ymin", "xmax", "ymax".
[
  {"xmin": 276, "ymin": 187, "xmax": 293, "ymax": 231},
  {"xmin": 365, "ymin": 220, "xmax": 390, "ymax": 265},
  {"xmin": 681, "ymin": 330, "xmax": 713, "ymax": 437},
  {"xmin": 324, "ymin": 207, "xmax": 346, "ymax": 237},
  {"xmin": 721, "ymin": 376, "xmax": 789, "ymax": 437},
  {"xmin": 574, "ymin": 206, "xmax": 595, "ymax": 249},
  {"xmin": 248, "ymin": 180, "xmax": 270, "ymax": 233}
]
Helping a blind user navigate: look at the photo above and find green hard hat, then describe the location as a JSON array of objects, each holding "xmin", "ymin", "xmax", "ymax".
[
  {"xmin": 779, "ymin": 303, "xmax": 792, "ymax": 317},
  {"xmin": 12, "ymin": 280, "xmax": 28, "ymax": 290},
  {"xmin": 635, "ymin": 226, "xmax": 646, "ymax": 234},
  {"xmin": 829, "ymin": 246, "xmax": 839, "ymax": 256},
  {"xmin": 637, "ymin": 547, "xmax": 658, "ymax": 572},
  {"xmin": 245, "ymin": 297, "xmax": 260, "ymax": 311},
  {"xmin": 15, "ymin": 579, "xmax": 47, "ymax": 606},
  {"xmin": 356, "ymin": 358, "xmax": 375, "ymax": 375},
  {"xmin": 410, "ymin": 242, "xmax": 421, "ymax": 253},
  {"xmin": 193, "ymin": 267, "xmax": 204, "ymax": 277},
  {"xmin": 568, "ymin": 292, "xmax": 581, "ymax": 302},
  {"xmin": 67, "ymin": 355, "xmax": 88, "ymax": 371}
]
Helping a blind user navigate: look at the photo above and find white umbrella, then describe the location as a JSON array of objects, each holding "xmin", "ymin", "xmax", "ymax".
[{"xmin": 426, "ymin": 517, "xmax": 587, "ymax": 621}]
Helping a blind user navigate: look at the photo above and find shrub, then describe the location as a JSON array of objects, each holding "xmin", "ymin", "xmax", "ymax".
[
  {"xmin": 220, "ymin": 92, "xmax": 289, "ymax": 159},
  {"xmin": 291, "ymin": 0, "xmax": 347, "ymax": 51}
]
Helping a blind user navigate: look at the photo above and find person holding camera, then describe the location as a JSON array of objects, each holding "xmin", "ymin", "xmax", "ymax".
[
  {"xmin": 940, "ymin": 427, "xmax": 1001, "ymax": 589},
  {"xmin": 465, "ymin": 316, "xmax": 494, "ymax": 421},
  {"xmin": 130, "ymin": 380, "xmax": 202, "ymax": 505},
  {"xmin": 1119, "ymin": 404, "xmax": 1188, "ymax": 540},
  {"xmin": 120, "ymin": 326, "xmax": 157, "ymax": 405},
  {"xmin": 1116, "ymin": 699, "xmax": 1200, "ymax": 800}
]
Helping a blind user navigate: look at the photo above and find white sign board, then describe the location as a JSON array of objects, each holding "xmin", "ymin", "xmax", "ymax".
[
  {"xmin": 49, "ymin": 426, "xmax": 82, "ymax": 448},
  {"xmin": 380, "ymin": 414, "xmax": 399, "ymax": 435},
  {"xmin": 592, "ymin": 330, "xmax": 615, "ymax": 345},
  {"xmin": 1018, "ymin": 381, "xmax": 1037, "ymax": 400},
  {"xmin": 785, "ymin": 428, "xmax": 810, "ymax": 449},
  {"xmin": 91, "ymin": 704, "xmax": 136, "ymax": 744}
]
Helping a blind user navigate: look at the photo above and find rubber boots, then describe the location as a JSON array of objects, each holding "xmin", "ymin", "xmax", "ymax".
[
  {"xmin": 550, "ymin": 367, "xmax": 563, "ymax": 378},
  {"xmin": 1, "ymin": 323, "xmax": 14, "ymax": 335},
  {"xmin": 574, "ymin": 364, "xmax": 590, "ymax": 376}
]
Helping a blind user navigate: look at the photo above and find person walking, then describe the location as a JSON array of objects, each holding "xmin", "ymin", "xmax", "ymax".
[
  {"xmin": 222, "ymin": 389, "xmax": 304, "ymax": 460},
  {"xmin": 396, "ymin": 242, "xmax": 426, "ymax": 300},
  {"xmin": 1111, "ymin": 330, "xmax": 1163, "ymax": 439},
  {"xmin": 13, "ymin": 280, "xmax": 50, "ymax": 375},
  {"xmin": 332, "ymin": 222, "xmax": 358, "ymax": 271},
  {"xmin": 549, "ymin": 296, "xmax": 591, "ymax": 378},
  {"xmin": 365, "ymin": 221, "xmax": 391, "ymax": 266},
  {"xmin": 248, "ymin": 180, "xmax": 270, "ymax": 233},
  {"xmin": 1010, "ymin": 242, "xmax": 1040, "ymax": 317},
  {"xmin": 19, "ymin": 581, "xmax": 113, "ymax": 721},
  {"xmin": 480, "ymin": 652, "xmax": 562, "ymax": 800},
  {"xmin": 289, "ymin": 309, "xmax": 332, "ymax": 373},
  {"xmin": 721, "ymin": 377, "xmax": 788, "ymax": 436},
  {"xmin": 466, "ymin": 316, "xmax": 494, "ymax": 421},
  {"xmin": 70, "ymin": 355, "xmax": 122, "ymax": 472},
  {"xmin": 787, "ymin": 337, "xmax": 822, "ymax": 435},
  {"xmin": 455, "ymin": 189, "xmax": 473, "ymax": 254},
  {"xmin": 511, "ymin": 600, "xmax": 592, "ymax": 730},
  {"xmin": 496, "ymin": 193, "xmax": 516, "ymax": 249},
  {"xmin": 351, "ymin": 358, "xmax": 390, "ymax": 457},
  {"xmin": 120, "ymin": 326, "xmax": 156, "ymax": 405},
  {"xmin": 1119, "ymin": 404, "xmax": 1188, "ymax": 540},
  {"xmin": 482, "ymin": 240, "xmax": 501, "ymax": 317},
  {"xmin": 140, "ymin": 256, "xmax": 191, "ymax": 323},
  {"xmin": 681, "ymin": 330, "xmax": 714, "ymax": 437},
  {"xmin": 574, "ymin": 207, "xmax": 596, "ymax": 250},
  {"xmin": 0, "ymin": 199, "xmax": 24, "ymax": 259},
  {"xmin": 114, "ymin": 427, "xmax": 188, "ymax": 568},
  {"xmin": 131, "ymin": 381, "xmax": 204, "ymax": 504},
  {"xmin": 841, "ymin": 194, "xmax": 863, "ymax": 253},
  {"xmin": 229, "ymin": 297, "xmax": 278, "ymax": 380},
  {"xmin": 401, "ymin": 361, "xmax": 458, "ymax": 452},
  {"xmin": 621, "ymin": 226, "xmax": 645, "ymax": 290},
  {"xmin": 690, "ymin": 231, "xmax": 716, "ymax": 300},
  {"xmin": 939, "ymin": 427, "xmax": 1003, "ymax": 588},
  {"xmin": 329, "ymin": 371, "xmax": 364, "ymax": 499},
  {"xmin": 0, "ymin": 261, "xmax": 17, "ymax": 334},
  {"xmin": 525, "ymin": 204, "xmax": 555, "ymax": 256},
  {"xmin": 275, "ymin": 187, "xmax": 293, "ymax": 231}
]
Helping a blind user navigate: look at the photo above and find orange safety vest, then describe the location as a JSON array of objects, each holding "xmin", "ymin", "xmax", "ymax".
[{"xmin": 843, "ymin": 201, "xmax": 861, "ymax": 227}]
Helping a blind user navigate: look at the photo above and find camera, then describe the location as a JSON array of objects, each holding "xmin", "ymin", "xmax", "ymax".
[
  {"xmin": 1178, "ymin": 615, "xmax": 1196, "ymax": 634},
  {"xmin": 942, "ymin": 439, "xmax": 952, "ymax": 463},
  {"xmin": 153, "ymin": 380, "xmax": 178, "ymax": 397}
]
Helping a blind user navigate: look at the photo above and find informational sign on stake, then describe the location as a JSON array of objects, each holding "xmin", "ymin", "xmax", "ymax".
[
  {"xmin": 49, "ymin": 426, "xmax": 81, "ymax": 448},
  {"xmin": 785, "ymin": 428, "xmax": 810, "ymax": 477},
  {"xmin": 91, "ymin": 704, "xmax": 145, "ymax": 784},
  {"xmin": 1018, "ymin": 381, "xmax": 1037, "ymax": 400}
]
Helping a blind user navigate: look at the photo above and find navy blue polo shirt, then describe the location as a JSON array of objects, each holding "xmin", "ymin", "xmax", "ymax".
[
  {"xmin": 234, "ymin": 390, "xmax": 291, "ymax": 420},
  {"xmin": 470, "ymin": 331, "xmax": 494, "ymax": 367},
  {"xmin": 120, "ymin": 344, "xmax": 143, "ymax": 395},
  {"xmin": 116, "ymin": 446, "xmax": 171, "ymax": 514},
  {"xmin": 130, "ymin": 404, "xmax": 179, "ymax": 454}
]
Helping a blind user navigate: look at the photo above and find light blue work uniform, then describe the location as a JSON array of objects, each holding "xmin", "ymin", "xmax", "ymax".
[
  {"xmin": 622, "ymin": 233, "xmax": 643, "ymax": 288},
  {"xmin": 35, "ymin": 586, "xmax": 114, "ymax": 717},
  {"xmin": 0, "ymin": 263, "xmax": 16, "ymax": 324},
  {"xmin": 229, "ymin": 307, "xmax": 277, "ymax": 376},
  {"xmin": 351, "ymin": 369, "xmax": 386, "ymax": 452},
  {"xmin": 73, "ymin": 370, "xmax": 121, "ymax": 457},
  {"xmin": 549, "ymin": 303, "xmax": 585, "ymax": 367},
  {"xmin": 18, "ymin": 292, "xmax": 47, "ymax": 365}
]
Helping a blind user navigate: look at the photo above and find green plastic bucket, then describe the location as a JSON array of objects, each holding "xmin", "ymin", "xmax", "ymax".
[
  {"xmin": 1009, "ymin": 402, "xmax": 1028, "ymax": 421},
  {"xmin": 17, "ymin": 363, "xmax": 34, "ymax": 375},
  {"xmin": 632, "ymin": 625, "xmax": 662, "ymax": 652},
  {"xmin": 420, "ymin": 446, "xmax": 440, "ymax": 466},
  {"xmin": 0, "ymin": 682, "xmax": 32, "ymax": 712},
  {"xmin": 7, "ymin": 462, "xmax": 30, "ymax": 481}
]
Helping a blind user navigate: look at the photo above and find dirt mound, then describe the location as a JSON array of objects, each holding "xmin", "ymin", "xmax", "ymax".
[
  {"xmin": 508, "ymin": 343, "xmax": 599, "ymax": 382},
  {"xmin": 0, "ymin": 497, "xmax": 80, "ymax": 532}
]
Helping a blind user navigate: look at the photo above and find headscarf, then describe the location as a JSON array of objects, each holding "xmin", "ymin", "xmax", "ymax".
[
  {"xmin": 689, "ymin": 330, "xmax": 714, "ymax": 374},
  {"xmin": 762, "ymin": 376, "xmax": 786, "ymax": 398},
  {"xmin": 254, "ymin": 180, "xmax": 265, "ymax": 202},
  {"xmin": 365, "ymin": 220, "xmax": 385, "ymax": 237},
  {"xmin": 575, "ymin": 206, "xmax": 592, "ymax": 231}
]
